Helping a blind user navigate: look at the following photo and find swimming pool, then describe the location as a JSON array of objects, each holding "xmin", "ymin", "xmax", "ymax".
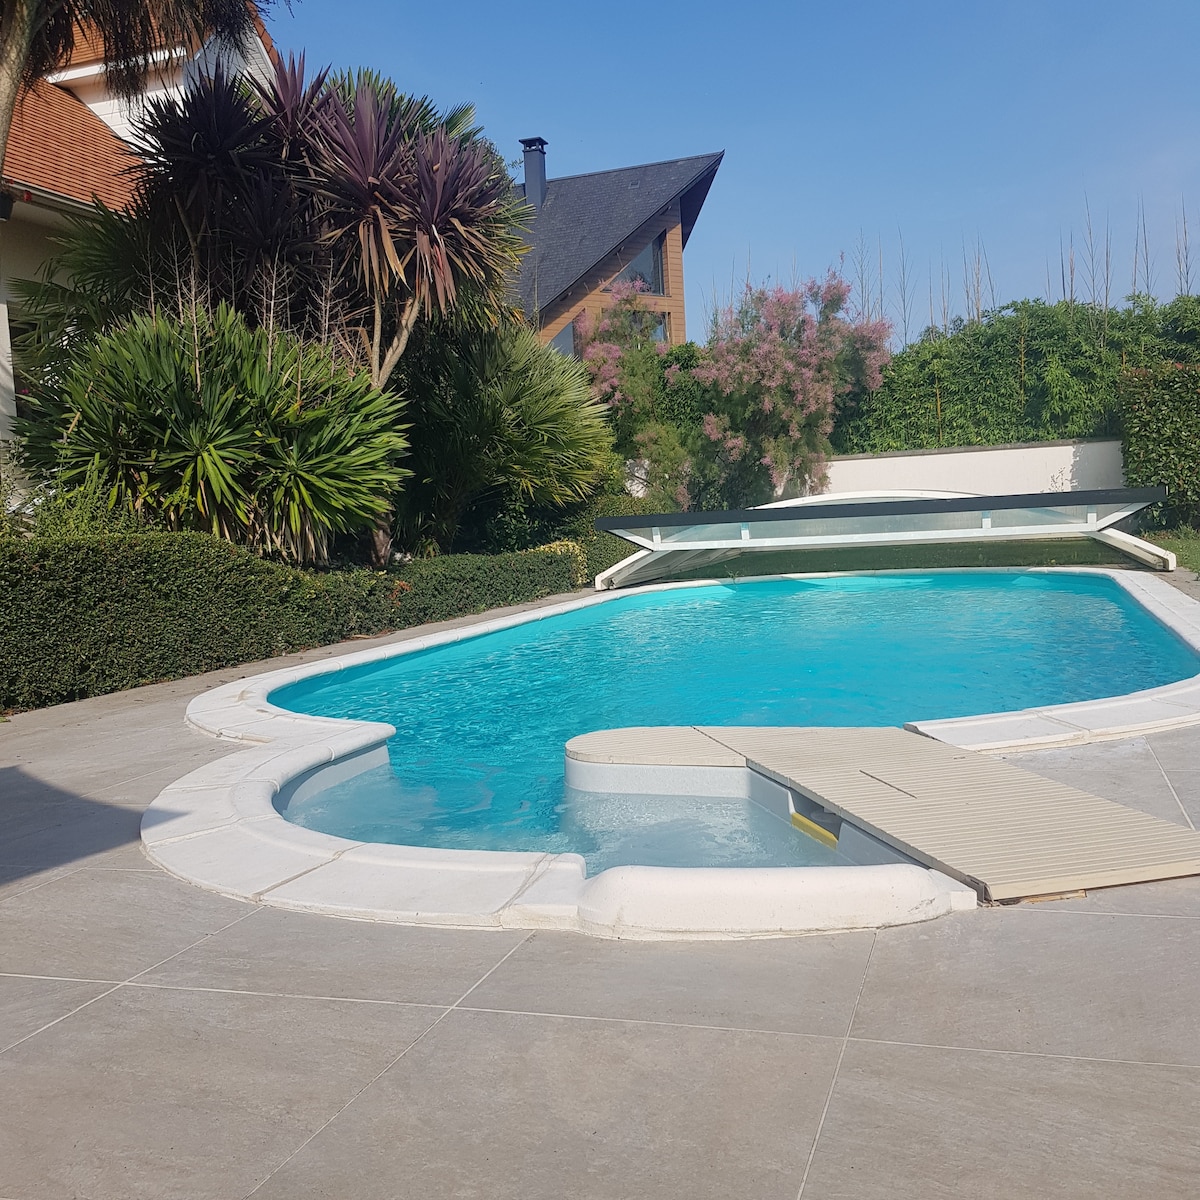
[{"xmin": 269, "ymin": 571, "xmax": 1200, "ymax": 869}]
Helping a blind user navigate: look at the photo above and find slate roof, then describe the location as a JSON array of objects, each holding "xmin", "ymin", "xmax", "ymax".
[
  {"xmin": 3, "ymin": 80, "xmax": 137, "ymax": 209},
  {"xmin": 516, "ymin": 150, "xmax": 723, "ymax": 317}
]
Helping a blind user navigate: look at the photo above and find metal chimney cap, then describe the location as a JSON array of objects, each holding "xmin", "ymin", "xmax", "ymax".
[{"xmin": 519, "ymin": 136, "xmax": 548, "ymax": 151}]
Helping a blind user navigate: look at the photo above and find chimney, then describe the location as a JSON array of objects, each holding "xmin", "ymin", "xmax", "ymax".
[{"xmin": 520, "ymin": 136, "xmax": 548, "ymax": 212}]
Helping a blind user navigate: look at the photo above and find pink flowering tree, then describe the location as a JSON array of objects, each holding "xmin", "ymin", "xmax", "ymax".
[
  {"xmin": 574, "ymin": 281, "xmax": 671, "ymax": 445},
  {"xmin": 688, "ymin": 274, "xmax": 891, "ymax": 507}
]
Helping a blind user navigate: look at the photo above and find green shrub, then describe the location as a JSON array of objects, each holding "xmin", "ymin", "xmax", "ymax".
[
  {"xmin": 17, "ymin": 304, "xmax": 408, "ymax": 565},
  {"xmin": 552, "ymin": 492, "xmax": 660, "ymax": 580},
  {"xmin": 1120, "ymin": 363, "xmax": 1200, "ymax": 527},
  {"xmin": 0, "ymin": 532, "xmax": 586, "ymax": 711},
  {"xmin": 834, "ymin": 295, "xmax": 1200, "ymax": 455},
  {"xmin": 394, "ymin": 322, "xmax": 614, "ymax": 552},
  {"xmin": 458, "ymin": 484, "xmax": 657, "ymax": 582}
]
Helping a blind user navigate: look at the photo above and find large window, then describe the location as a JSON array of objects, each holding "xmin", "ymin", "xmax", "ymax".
[
  {"xmin": 549, "ymin": 322, "xmax": 576, "ymax": 356},
  {"xmin": 614, "ymin": 234, "xmax": 665, "ymax": 294}
]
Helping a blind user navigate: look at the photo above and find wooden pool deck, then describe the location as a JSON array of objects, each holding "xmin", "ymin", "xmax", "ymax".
[{"xmin": 566, "ymin": 725, "xmax": 1200, "ymax": 901}]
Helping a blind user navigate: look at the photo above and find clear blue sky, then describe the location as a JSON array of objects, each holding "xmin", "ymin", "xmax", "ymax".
[{"xmin": 269, "ymin": 0, "xmax": 1200, "ymax": 341}]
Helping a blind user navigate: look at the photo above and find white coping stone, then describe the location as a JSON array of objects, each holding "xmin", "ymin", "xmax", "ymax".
[{"xmin": 144, "ymin": 567, "xmax": 1200, "ymax": 938}]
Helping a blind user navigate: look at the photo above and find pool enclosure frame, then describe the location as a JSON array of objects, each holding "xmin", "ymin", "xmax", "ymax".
[{"xmin": 593, "ymin": 486, "xmax": 1175, "ymax": 589}]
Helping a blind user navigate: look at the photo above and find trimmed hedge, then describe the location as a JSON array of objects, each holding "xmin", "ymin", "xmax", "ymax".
[
  {"xmin": 0, "ymin": 532, "xmax": 586, "ymax": 711},
  {"xmin": 1120, "ymin": 363, "xmax": 1200, "ymax": 527},
  {"xmin": 551, "ymin": 492, "xmax": 659, "ymax": 580}
]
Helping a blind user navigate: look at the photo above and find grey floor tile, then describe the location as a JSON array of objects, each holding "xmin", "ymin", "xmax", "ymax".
[
  {"xmin": 1161, "ymin": 768, "xmax": 1200, "ymax": 827},
  {"xmin": 0, "ymin": 862, "xmax": 80, "ymax": 903},
  {"xmin": 1146, "ymin": 726, "xmax": 1200, "ymax": 775},
  {"xmin": 0, "ymin": 868, "xmax": 249, "ymax": 980},
  {"xmin": 140, "ymin": 907, "xmax": 528, "ymax": 1005},
  {"xmin": 853, "ymin": 906, "xmax": 1200, "ymax": 1064},
  {"xmin": 464, "ymin": 928, "xmax": 875, "ymax": 1037},
  {"xmin": 88, "ymin": 752, "xmax": 237, "ymax": 808},
  {"xmin": 0, "ymin": 975, "xmax": 113, "ymax": 1049},
  {"xmin": 9, "ymin": 737, "xmax": 227, "ymax": 800},
  {"xmin": 0, "ymin": 984, "xmax": 439, "ymax": 1200},
  {"xmin": 1006, "ymin": 737, "xmax": 1191, "ymax": 825},
  {"xmin": 0, "ymin": 796, "xmax": 144, "ymax": 874},
  {"xmin": 801, "ymin": 1040, "xmax": 1200, "ymax": 1199},
  {"xmin": 251, "ymin": 1007, "xmax": 839, "ymax": 1200},
  {"xmin": 1048, "ymin": 876, "xmax": 1200, "ymax": 918}
]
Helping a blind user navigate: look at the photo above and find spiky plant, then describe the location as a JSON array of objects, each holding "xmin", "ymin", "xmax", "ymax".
[
  {"xmin": 395, "ymin": 323, "xmax": 612, "ymax": 551},
  {"xmin": 17, "ymin": 303, "xmax": 409, "ymax": 564}
]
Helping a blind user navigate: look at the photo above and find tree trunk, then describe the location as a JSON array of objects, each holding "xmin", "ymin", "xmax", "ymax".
[
  {"xmin": 369, "ymin": 511, "xmax": 394, "ymax": 567},
  {"xmin": 0, "ymin": 0, "xmax": 38, "ymax": 181}
]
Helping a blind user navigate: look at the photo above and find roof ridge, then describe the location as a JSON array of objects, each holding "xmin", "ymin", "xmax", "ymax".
[{"xmin": 546, "ymin": 150, "xmax": 723, "ymax": 186}]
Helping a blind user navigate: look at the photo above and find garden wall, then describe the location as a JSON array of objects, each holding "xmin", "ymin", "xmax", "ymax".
[{"xmin": 821, "ymin": 438, "xmax": 1124, "ymax": 497}]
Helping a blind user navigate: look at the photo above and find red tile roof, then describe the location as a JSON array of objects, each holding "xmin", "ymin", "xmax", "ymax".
[{"xmin": 3, "ymin": 80, "xmax": 138, "ymax": 210}]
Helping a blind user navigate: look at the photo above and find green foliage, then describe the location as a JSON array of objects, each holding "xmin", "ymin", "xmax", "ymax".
[
  {"xmin": 0, "ymin": 532, "xmax": 587, "ymax": 710},
  {"xmin": 459, "ymin": 486, "xmax": 658, "ymax": 582},
  {"xmin": 835, "ymin": 296, "xmax": 1200, "ymax": 453},
  {"xmin": 29, "ymin": 468, "xmax": 148, "ymax": 539},
  {"xmin": 17, "ymin": 304, "xmax": 408, "ymax": 564},
  {"xmin": 1147, "ymin": 528, "xmax": 1200, "ymax": 573},
  {"xmin": 1119, "ymin": 363, "xmax": 1200, "ymax": 527},
  {"xmin": 394, "ymin": 322, "xmax": 612, "ymax": 551}
]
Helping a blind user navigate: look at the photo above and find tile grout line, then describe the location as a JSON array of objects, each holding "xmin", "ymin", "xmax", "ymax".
[
  {"xmin": 796, "ymin": 931, "xmax": 877, "ymax": 1200},
  {"xmin": 3, "ymin": 962, "xmax": 1196, "ymax": 1071},
  {"xmin": 0, "ymin": 906, "xmax": 260, "ymax": 1057},
  {"xmin": 240, "ymin": 931, "xmax": 536, "ymax": 1200},
  {"xmin": 846, "ymin": 1034, "xmax": 1200, "ymax": 1071},
  {"xmin": 0, "ymin": 865, "xmax": 88, "ymax": 906},
  {"xmin": 1146, "ymin": 741, "xmax": 1196, "ymax": 830},
  {"xmin": 1016, "ymin": 905, "xmax": 1200, "ymax": 920}
]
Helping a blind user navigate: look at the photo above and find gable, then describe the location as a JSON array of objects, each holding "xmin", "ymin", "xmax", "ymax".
[{"xmin": 517, "ymin": 150, "xmax": 722, "ymax": 317}]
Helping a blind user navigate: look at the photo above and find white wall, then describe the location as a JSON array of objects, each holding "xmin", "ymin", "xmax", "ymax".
[{"xmin": 823, "ymin": 439, "xmax": 1124, "ymax": 496}]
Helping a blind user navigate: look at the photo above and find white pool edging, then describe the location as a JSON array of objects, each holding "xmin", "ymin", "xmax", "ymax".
[{"xmin": 142, "ymin": 568, "xmax": 1200, "ymax": 938}]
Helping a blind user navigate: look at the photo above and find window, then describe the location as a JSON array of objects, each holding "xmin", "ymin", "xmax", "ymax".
[
  {"xmin": 549, "ymin": 322, "xmax": 576, "ymax": 357},
  {"xmin": 614, "ymin": 234, "xmax": 665, "ymax": 294}
]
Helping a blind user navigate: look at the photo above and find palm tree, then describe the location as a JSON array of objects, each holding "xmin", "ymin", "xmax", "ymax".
[{"xmin": 0, "ymin": 0, "xmax": 264, "ymax": 178}]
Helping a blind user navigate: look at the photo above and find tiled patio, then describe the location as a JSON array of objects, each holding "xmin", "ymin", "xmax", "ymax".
[{"xmin": 3, "ymin": 596, "xmax": 1200, "ymax": 1199}]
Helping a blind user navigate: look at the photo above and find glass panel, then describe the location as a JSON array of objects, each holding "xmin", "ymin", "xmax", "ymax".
[
  {"xmin": 548, "ymin": 322, "xmax": 575, "ymax": 357},
  {"xmin": 989, "ymin": 505, "xmax": 1087, "ymax": 528},
  {"xmin": 614, "ymin": 235, "xmax": 664, "ymax": 294}
]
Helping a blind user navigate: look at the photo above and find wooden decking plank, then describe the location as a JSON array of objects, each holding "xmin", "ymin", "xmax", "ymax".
[{"xmin": 698, "ymin": 726, "xmax": 1200, "ymax": 901}]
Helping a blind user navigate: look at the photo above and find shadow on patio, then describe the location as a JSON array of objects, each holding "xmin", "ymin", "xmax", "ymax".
[{"xmin": 0, "ymin": 766, "xmax": 176, "ymax": 886}]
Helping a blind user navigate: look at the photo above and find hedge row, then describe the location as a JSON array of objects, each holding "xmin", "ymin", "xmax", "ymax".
[
  {"xmin": 0, "ymin": 532, "xmax": 586, "ymax": 711},
  {"xmin": 550, "ymin": 492, "xmax": 659, "ymax": 580},
  {"xmin": 1120, "ymin": 363, "xmax": 1200, "ymax": 527}
]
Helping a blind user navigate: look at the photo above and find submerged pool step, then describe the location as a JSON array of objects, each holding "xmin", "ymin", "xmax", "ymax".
[{"xmin": 566, "ymin": 726, "xmax": 1200, "ymax": 902}]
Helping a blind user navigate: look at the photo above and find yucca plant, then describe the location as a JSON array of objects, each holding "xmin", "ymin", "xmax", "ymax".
[{"xmin": 17, "ymin": 303, "xmax": 409, "ymax": 564}]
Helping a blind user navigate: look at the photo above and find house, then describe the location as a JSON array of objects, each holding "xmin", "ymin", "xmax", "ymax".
[
  {"xmin": 515, "ymin": 138, "xmax": 722, "ymax": 353},
  {"xmin": 0, "ymin": 20, "xmax": 275, "ymax": 441}
]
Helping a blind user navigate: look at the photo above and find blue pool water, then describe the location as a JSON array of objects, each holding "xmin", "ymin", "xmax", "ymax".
[{"xmin": 271, "ymin": 572, "xmax": 1200, "ymax": 870}]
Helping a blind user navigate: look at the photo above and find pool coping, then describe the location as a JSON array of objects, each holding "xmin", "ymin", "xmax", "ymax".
[{"xmin": 141, "ymin": 567, "xmax": 1200, "ymax": 939}]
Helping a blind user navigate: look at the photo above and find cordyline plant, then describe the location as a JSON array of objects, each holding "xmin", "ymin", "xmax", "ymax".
[{"xmin": 18, "ymin": 57, "xmax": 528, "ymax": 385}]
